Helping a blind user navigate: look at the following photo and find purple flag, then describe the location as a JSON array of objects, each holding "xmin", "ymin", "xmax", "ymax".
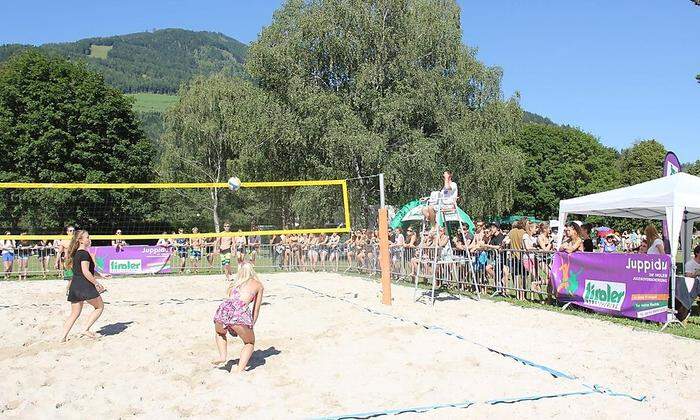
[{"xmin": 661, "ymin": 152, "xmax": 681, "ymax": 245}]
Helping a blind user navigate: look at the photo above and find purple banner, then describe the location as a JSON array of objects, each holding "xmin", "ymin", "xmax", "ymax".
[
  {"xmin": 663, "ymin": 151, "xmax": 681, "ymax": 178},
  {"xmin": 662, "ymin": 151, "xmax": 681, "ymax": 242},
  {"xmin": 550, "ymin": 252, "xmax": 670, "ymax": 323},
  {"xmin": 91, "ymin": 245, "xmax": 172, "ymax": 275}
]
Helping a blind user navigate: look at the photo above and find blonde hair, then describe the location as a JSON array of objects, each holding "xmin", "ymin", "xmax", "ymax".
[
  {"xmin": 227, "ymin": 262, "xmax": 258, "ymax": 295},
  {"xmin": 644, "ymin": 225, "xmax": 659, "ymax": 245},
  {"xmin": 65, "ymin": 230, "xmax": 87, "ymax": 270}
]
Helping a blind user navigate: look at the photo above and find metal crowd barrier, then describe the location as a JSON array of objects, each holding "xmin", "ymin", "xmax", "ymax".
[
  {"xmin": 367, "ymin": 246, "xmax": 555, "ymax": 300},
  {"xmin": 1, "ymin": 242, "xmax": 556, "ymax": 301}
]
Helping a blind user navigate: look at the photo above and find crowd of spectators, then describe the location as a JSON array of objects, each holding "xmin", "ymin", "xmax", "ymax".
[
  {"xmin": 3, "ymin": 219, "xmax": 699, "ymax": 283},
  {"xmin": 1, "ymin": 229, "xmax": 72, "ymax": 281}
]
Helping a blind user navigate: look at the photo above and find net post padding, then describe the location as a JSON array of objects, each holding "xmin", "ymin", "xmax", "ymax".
[{"xmin": 378, "ymin": 207, "xmax": 392, "ymax": 305}]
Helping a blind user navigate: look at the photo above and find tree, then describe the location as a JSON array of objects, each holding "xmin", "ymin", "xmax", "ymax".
[
  {"xmin": 523, "ymin": 111, "xmax": 557, "ymax": 126},
  {"xmin": 617, "ymin": 139, "xmax": 667, "ymax": 186},
  {"xmin": 158, "ymin": 74, "xmax": 256, "ymax": 231},
  {"xmin": 511, "ymin": 124, "xmax": 620, "ymax": 219},
  {"xmin": 0, "ymin": 50, "xmax": 155, "ymax": 234},
  {"xmin": 684, "ymin": 160, "xmax": 700, "ymax": 176},
  {"xmin": 136, "ymin": 111, "xmax": 166, "ymax": 145},
  {"xmin": 245, "ymin": 0, "xmax": 524, "ymax": 220}
]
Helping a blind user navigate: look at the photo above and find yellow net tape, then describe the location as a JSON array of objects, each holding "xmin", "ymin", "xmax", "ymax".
[{"xmin": 0, "ymin": 179, "xmax": 345, "ymax": 189}]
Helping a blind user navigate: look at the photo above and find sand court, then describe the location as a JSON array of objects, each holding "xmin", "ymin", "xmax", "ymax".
[{"xmin": 1, "ymin": 272, "xmax": 699, "ymax": 418}]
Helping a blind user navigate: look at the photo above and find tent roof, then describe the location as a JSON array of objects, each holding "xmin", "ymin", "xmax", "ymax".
[{"xmin": 559, "ymin": 172, "xmax": 700, "ymax": 222}]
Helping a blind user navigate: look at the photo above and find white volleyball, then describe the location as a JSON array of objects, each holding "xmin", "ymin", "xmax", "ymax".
[{"xmin": 227, "ymin": 176, "xmax": 241, "ymax": 192}]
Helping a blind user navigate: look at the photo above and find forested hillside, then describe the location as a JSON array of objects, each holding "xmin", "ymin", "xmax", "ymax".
[
  {"xmin": 523, "ymin": 111, "xmax": 557, "ymax": 126},
  {"xmin": 0, "ymin": 29, "xmax": 248, "ymax": 93}
]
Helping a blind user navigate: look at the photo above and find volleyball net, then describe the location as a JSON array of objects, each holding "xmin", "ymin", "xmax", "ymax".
[{"xmin": 0, "ymin": 179, "xmax": 351, "ymax": 241}]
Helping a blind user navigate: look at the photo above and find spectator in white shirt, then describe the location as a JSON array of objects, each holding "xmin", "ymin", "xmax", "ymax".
[{"xmin": 684, "ymin": 245, "xmax": 700, "ymax": 278}]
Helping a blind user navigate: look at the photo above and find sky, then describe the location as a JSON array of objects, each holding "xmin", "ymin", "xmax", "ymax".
[{"xmin": 2, "ymin": 0, "xmax": 699, "ymax": 162}]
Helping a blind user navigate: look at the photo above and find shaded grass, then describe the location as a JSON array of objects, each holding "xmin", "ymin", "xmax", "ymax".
[{"xmin": 126, "ymin": 93, "xmax": 178, "ymax": 113}]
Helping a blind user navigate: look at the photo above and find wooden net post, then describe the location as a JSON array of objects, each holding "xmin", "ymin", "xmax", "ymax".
[{"xmin": 378, "ymin": 207, "xmax": 392, "ymax": 305}]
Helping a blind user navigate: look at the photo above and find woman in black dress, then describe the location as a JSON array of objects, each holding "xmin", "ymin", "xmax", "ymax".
[{"xmin": 60, "ymin": 230, "xmax": 110, "ymax": 342}]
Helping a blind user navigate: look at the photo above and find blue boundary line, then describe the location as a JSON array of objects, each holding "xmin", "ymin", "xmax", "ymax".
[
  {"xmin": 313, "ymin": 390, "xmax": 606, "ymax": 420},
  {"xmin": 289, "ymin": 283, "xmax": 646, "ymax": 419}
]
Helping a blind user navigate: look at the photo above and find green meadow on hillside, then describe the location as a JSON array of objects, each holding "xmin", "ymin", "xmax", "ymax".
[
  {"xmin": 89, "ymin": 44, "xmax": 112, "ymax": 59},
  {"xmin": 127, "ymin": 93, "xmax": 178, "ymax": 113}
]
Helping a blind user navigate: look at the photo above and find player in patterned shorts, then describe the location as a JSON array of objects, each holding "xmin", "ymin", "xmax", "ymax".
[{"xmin": 216, "ymin": 222, "xmax": 234, "ymax": 281}]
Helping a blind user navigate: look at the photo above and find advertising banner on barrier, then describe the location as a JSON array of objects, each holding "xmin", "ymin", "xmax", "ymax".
[
  {"xmin": 92, "ymin": 245, "xmax": 172, "ymax": 275},
  {"xmin": 550, "ymin": 252, "xmax": 670, "ymax": 323}
]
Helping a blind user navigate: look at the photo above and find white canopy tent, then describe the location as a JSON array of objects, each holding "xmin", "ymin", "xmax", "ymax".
[
  {"xmin": 556, "ymin": 172, "xmax": 700, "ymax": 263},
  {"xmin": 556, "ymin": 172, "xmax": 700, "ymax": 325}
]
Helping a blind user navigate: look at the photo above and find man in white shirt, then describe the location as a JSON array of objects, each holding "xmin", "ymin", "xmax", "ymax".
[
  {"xmin": 422, "ymin": 170, "xmax": 458, "ymax": 229},
  {"xmin": 684, "ymin": 245, "xmax": 700, "ymax": 278}
]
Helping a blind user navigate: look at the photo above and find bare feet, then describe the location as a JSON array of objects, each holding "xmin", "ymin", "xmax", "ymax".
[
  {"xmin": 80, "ymin": 331, "xmax": 98, "ymax": 339},
  {"xmin": 210, "ymin": 359, "xmax": 226, "ymax": 366}
]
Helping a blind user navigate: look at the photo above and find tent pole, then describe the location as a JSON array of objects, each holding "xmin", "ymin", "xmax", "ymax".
[
  {"xmin": 661, "ymin": 209, "xmax": 683, "ymax": 331},
  {"xmin": 660, "ymin": 268, "xmax": 682, "ymax": 331}
]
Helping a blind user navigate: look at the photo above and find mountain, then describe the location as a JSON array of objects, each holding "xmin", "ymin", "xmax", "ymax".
[
  {"xmin": 523, "ymin": 111, "xmax": 557, "ymax": 126},
  {"xmin": 0, "ymin": 29, "xmax": 248, "ymax": 94}
]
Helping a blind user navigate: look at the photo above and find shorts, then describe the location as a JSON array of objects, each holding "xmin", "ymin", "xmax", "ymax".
[
  {"xmin": 190, "ymin": 249, "xmax": 202, "ymax": 259},
  {"xmin": 177, "ymin": 248, "xmax": 188, "ymax": 259},
  {"xmin": 221, "ymin": 250, "xmax": 232, "ymax": 266},
  {"xmin": 2, "ymin": 253, "xmax": 14, "ymax": 263}
]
